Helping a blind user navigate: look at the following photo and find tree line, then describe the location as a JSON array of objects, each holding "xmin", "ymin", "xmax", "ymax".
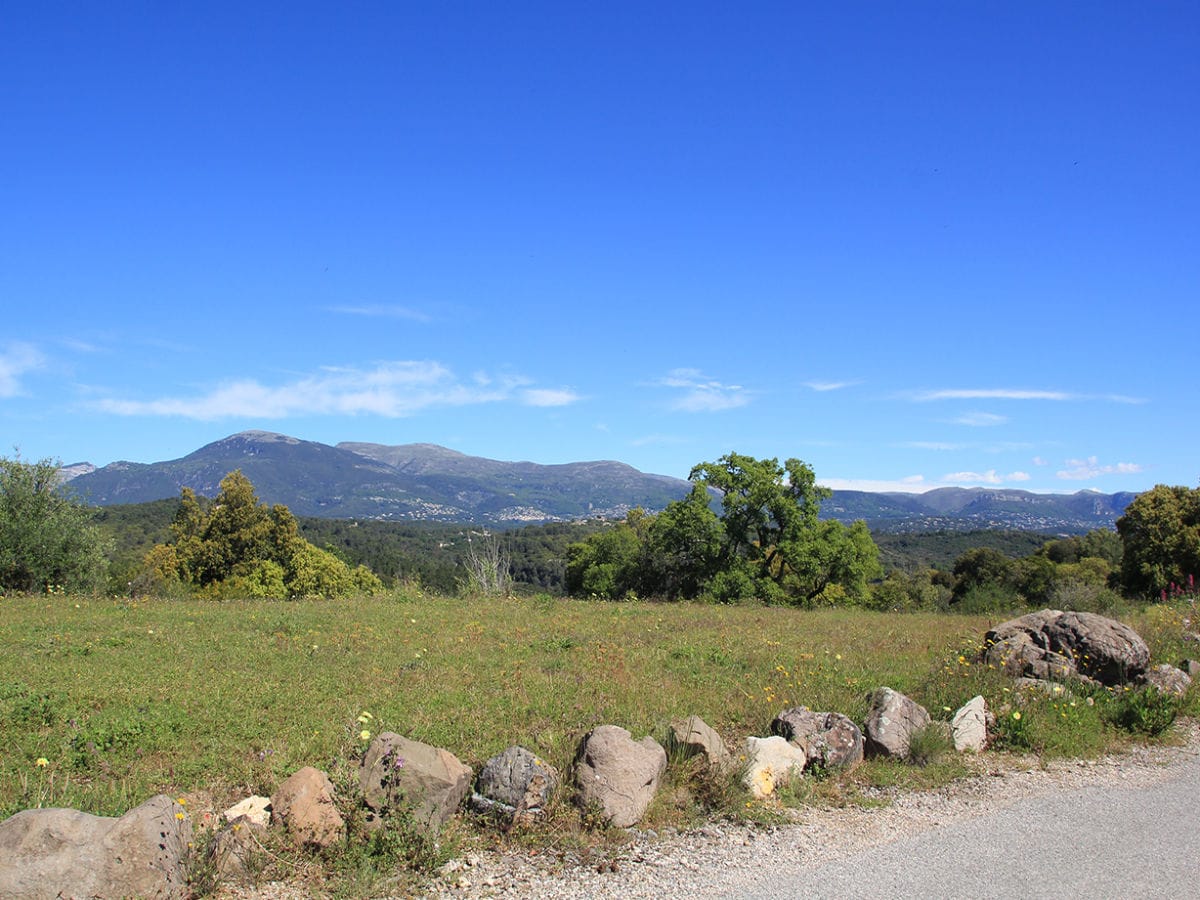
[{"xmin": 2, "ymin": 452, "xmax": 1198, "ymax": 608}]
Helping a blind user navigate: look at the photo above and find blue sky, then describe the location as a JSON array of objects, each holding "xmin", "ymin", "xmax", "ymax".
[{"xmin": 2, "ymin": 2, "xmax": 1196, "ymax": 493}]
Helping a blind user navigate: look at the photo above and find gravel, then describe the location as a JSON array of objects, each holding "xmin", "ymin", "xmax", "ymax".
[{"xmin": 217, "ymin": 724, "xmax": 1200, "ymax": 899}]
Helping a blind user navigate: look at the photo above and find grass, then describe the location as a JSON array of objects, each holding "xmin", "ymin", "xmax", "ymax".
[{"xmin": 1, "ymin": 589, "xmax": 1194, "ymax": 891}]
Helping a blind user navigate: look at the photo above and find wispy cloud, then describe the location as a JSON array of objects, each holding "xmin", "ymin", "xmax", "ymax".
[
  {"xmin": 92, "ymin": 360, "xmax": 562, "ymax": 420},
  {"xmin": 521, "ymin": 388, "xmax": 581, "ymax": 407},
  {"xmin": 658, "ymin": 368, "xmax": 750, "ymax": 412},
  {"xmin": 1056, "ymin": 457, "xmax": 1144, "ymax": 480},
  {"xmin": 630, "ymin": 433, "xmax": 686, "ymax": 447},
  {"xmin": 941, "ymin": 469, "xmax": 1031, "ymax": 485},
  {"xmin": 822, "ymin": 475, "xmax": 928, "ymax": 493},
  {"xmin": 911, "ymin": 388, "xmax": 1146, "ymax": 404},
  {"xmin": 804, "ymin": 379, "xmax": 859, "ymax": 392},
  {"xmin": 953, "ymin": 411, "xmax": 1008, "ymax": 427},
  {"xmin": 327, "ymin": 304, "xmax": 434, "ymax": 324},
  {"xmin": 914, "ymin": 388, "xmax": 1074, "ymax": 402},
  {"xmin": 0, "ymin": 343, "xmax": 44, "ymax": 397}
]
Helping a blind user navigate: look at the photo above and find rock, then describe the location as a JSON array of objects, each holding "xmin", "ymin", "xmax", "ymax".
[
  {"xmin": 472, "ymin": 746, "xmax": 559, "ymax": 825},
  {"xmin": 742, "ymin": 735, "xmax": 807, "ymax": 799},
  {"xmin": 210, "ymin": 815, "xmax": 267, "ymax": 883},
  {"xmin": 223, "ymin": 795, "xmax": 271, "ymax": 827},
  {"xmin": 0, "ymin": 794, "xmax": 190, "ymax": 899},
  {"xmin": 270, "ymin": 766, "xmax": 344, "ymax": 848},
  {"xmin": 984, "ymin": 610, "xmax": 1150, "ymax": 686},
  {"xmin": 574, "ymin": 725, "xmax": 667, "ymax": 828},
  {"xmin": 360, "ymin": 732, "xmax": 472, "ymax": 833},
  {"xmin": 1140, "ymin": 664, "xmax": 1193, "ymax": 697},
  {"xmin": 668, "ymin": 715, "xmax": 731, "ymax": 770},
  {"xmin": 1183, "ymin": 659, "xmax": 1200, "ymax": 679},
  {"xmin": 951, "ymin": 696, "xmax": 988, "ymax": 752},
  {"xmin": 863, "ymin": 687, "xmax": 931, "ymax": 759},
  {"xmin": 770, "ymin": 707, "xmax": 864, "ymax": 771}
]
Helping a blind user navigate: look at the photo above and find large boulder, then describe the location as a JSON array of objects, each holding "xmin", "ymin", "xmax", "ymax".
[
  {"xmin": 271, "ymin": 766, "xmax": 344, "ymax": 848},
  {"xmin": 472, "ymin": 746, "xmax": 559, "ymax": 825},
  {"xmin": 574, "ymin": 725, "xmax": 667, "ymax": 828},
  {"xmin": 863, "ymin": 687, "xmax": 931, "ymax": 759},
  {"xmin": 360, "ymin": 732, "xmax": 472, "ymax": 833},
  {"xmin": 984, "ymin": 610, "xmax": 1150, "ymax": 686},
  {"xmin": 742, "ymin": 735, "xmax": 807, "ymax": 799},
  {"xmin": 667, "ymin": 715, "xmax": 731, "ymax": 770},
  {"xmin": 0, "ymin": 794, "xmax": 190, "ymax": 899},
  {"xmin": 770, "ymin": 707, "xmax": 864, "ymax": 771}
]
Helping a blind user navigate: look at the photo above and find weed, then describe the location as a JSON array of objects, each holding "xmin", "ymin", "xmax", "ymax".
[{"xmin": 1102, "ymin": 685, "xmax": 1179, "ymax": 736}]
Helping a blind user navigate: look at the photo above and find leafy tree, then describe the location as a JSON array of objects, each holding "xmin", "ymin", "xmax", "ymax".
[
  {"xmin": 950, "ymin": 547, "xmax": 1014, "ymax": 603},
  {"xmin": 1117, "ymin": 484, "xmax": 1200, "ymax": 598},
  {"xmin": 641, "ymin": 484, "xmax": 724, "ymax": 599},
  {"xmin": 689, "ymin": 453, "xmax": 880, "ymax": 604},
  {"xmin": 0, "ymin": 454, "xmax": 111, "ymax": 593},
  {"xmin": 564, "ymin": 516, "xmax": 643, "ymax": 599},
  {"xmin": 141, "ymin": 470, "xmax": 382, "ymax": 598}
]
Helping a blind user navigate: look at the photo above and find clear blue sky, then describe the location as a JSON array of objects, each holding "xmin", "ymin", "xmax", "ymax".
[{"xmin": 3, "ymin": 2, "xmax": 1196, "ymax": 493}]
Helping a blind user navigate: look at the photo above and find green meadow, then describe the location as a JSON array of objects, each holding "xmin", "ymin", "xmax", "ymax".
[{"xmin": 3, "ymin": 589, "xmax": 1194, "ymax": 828}]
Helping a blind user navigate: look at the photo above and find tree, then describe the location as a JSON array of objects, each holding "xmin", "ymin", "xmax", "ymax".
[
  {"xmin": 141, "ymin": 470, "xmax": 382, "ymax": 598},
  {"xmin": 642, "ymin": 484, "xmax": 724, "ymax": 599},
  {"xmin": 1117, "ymin": 484, "xmax": 1200, "ymax": 598},
  {"xmin": 0, "ymin": 454, "xmax": 110, "ymax": 593},
  {"xmin": 689, "ymin": 453, "xmax": 881, "ymax": 605}
]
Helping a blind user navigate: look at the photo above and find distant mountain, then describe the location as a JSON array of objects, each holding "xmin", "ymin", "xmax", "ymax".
[
  {"xmin": 825, "ymin": 487, "xmax": 1138, "ymax": 534},
  {"xmin": 64, "ymin": 431, "xmax": 692, "ymax": 524},
  {"xmin": 62, "ymin": 431, "xmax": 1138, "ymax": 532}
]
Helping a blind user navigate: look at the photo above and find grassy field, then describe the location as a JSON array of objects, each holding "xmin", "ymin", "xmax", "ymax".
[{"xmin": 1, "ymin": 589, "xmax": 1194, "ymax": 889}]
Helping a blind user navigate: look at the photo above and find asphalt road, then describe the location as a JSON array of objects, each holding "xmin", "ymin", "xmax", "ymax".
[{"xmin": 731, "ymin": 751, "xmax": 1200, "ymax": 900}]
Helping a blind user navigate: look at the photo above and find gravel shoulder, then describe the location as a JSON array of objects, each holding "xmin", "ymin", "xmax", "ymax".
[{"xmin": 219, "ymin": 723, "xmax": 1200, "ymax": 899}]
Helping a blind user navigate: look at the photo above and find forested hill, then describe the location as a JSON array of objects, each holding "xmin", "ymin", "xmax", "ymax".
[{"xmin": 65, "ymin": 430, "xmax": 1135, "ymax": 532}]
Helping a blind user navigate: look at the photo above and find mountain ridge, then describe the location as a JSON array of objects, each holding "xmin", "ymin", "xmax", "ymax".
[{"xmin": 62, "ymin": 431, "xmax": 1137, "ymax": 532}]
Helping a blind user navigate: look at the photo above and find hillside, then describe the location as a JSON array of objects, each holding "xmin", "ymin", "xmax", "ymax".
[
  {"xmin": 66, "ymin": 431, "xmax": 692, "ymax": 525},
  {"xmin": 64, "ymin": 431, "xmax": 1136, "ymax": 532}
]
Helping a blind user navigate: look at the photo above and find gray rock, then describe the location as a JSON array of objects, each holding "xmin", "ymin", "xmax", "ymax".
[
  {"xmin": 0, "ymin": 794, "xmax": 190, "ymax": 899},
  {"xmin": 360, "ymin": 732, "xmax": 472, "ymax": 833},
  {"xmin": 210, "ymin": 815, "xmax": 267, "ymax": 883},
  {"xmin": 1182, "ymin": 659, "xmax": 1200, "ymax": 679},
  {"xmin": 770, "ymin": 707, "xmax": 864, "ymax": 771},
  {"xmin": 1140, "ymin": 664, "xmax": 1193, "ymax": 697},
  {"xmin": 984, "ymin": 609, "xmax": 1150, "ymax": 686},
  {"xmin": 574, "ymin": 725, "xmax": 667, "ymax": 828},
  {"xmin": 473, "ymin": 746, "xmax": 559, "ymax": 824},
  {"xmin": 742, "ymin": 735, "xmax": 807, "ymax": 799},
  {"xmin": 668, "ymin": 715, "xmax": 731, "ymax": 770},
  {"xmin": 863, "ymin": 687, "xmax": 931, "ymax": 759},
  {"xmin": 271, "ymin": 766, "xmax": 344, "ymax": 848},
  {"xmin": 951, "ymin": 696, "xmax": 988, "ymax": 753}
]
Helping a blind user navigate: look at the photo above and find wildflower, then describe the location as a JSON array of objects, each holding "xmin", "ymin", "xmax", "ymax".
[
  {"xmin": 835, "ymin": 654, "xmax": 842, "ymax": 661},
  {"xmin": 360, "ymin": 729, "xmax": 371, "ymax": 741},
  {"xmin": 357, "ymin": 713, "xmax": 372, "ymax": 724},
  {"xmin": 1012, "ymin": 711, "xmax": 1022, "ymax": 720},
  {"xmin": 175, "ymin": 812, "xmax": 185, "ymax": 821},
  {"xmin": 177, "ymin": 797, "xmax": 187, "ymax": 806},
  {"xmin": 35, "ymin": 758, "xmax": 49, "ymax": 768}
]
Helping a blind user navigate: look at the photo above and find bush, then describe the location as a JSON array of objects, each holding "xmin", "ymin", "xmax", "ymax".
[
  {"xmin": 1102, "ymin": 686, "xmax": 1179, "ymax": 736},
  {"xmin": 0, "ymin": 454, "xmax": 110, "ymax": 593}
]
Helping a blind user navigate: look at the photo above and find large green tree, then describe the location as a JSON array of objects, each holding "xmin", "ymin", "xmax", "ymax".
[
  {"xmin": 689, "ymin": 453, "xmax": 880, "ymax": 604},
  {"xmin": 142, "ymin": 470, "xmax": 381, "ymax": 599},
  {"xmin": 1117, "ymin": 484, "xmax": 1200, "ymax": 597},
  {"xmin": 0, "ymin": 454, "xmax": 110, "ymax": 593}
]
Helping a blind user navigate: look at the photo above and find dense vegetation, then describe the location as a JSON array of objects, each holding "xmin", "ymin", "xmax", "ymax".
[
  {"xmin": 4, "ymin": 453, "xmax": 1199, "ymax": 610},
  {"xmin": 136, "ymin": 471, "xmax": 382, "ymax": 599}
]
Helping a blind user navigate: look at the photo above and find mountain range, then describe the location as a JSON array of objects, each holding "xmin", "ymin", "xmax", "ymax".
[{"xmin": 61, "ymin": 431, "xmax": 1137, "ymax": 533}]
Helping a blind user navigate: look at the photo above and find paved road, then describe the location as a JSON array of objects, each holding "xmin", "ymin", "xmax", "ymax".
[{"xmin": 729, "ymin": 751, "xmax": 1200, "ymax": 900}]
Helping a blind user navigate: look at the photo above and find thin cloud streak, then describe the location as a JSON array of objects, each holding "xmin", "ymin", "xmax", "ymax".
[
  {"xmin": 92, "ymin": 361, "xmax": 562, "ymax": 420},
  {"xmin": 327, "ymin": 304, "xmax": 434, "ymax": 324},
  {"xmin": 805, "ymin": 380, "xmax": 859, "ymax": 392}
]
